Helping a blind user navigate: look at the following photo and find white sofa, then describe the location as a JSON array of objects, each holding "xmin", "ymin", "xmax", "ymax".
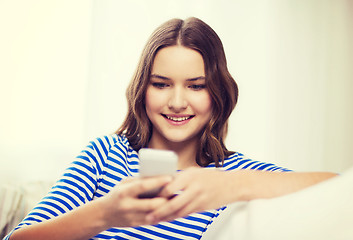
[
  {"xmin": 202, "ymin": 166, "xmax": 353, "ymax": 240},
  {"xmin": 0, "ymin": 181, "xmax": 53, "ymax": 238}
]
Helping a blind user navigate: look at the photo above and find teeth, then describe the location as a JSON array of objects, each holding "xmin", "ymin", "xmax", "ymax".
[{"xmin": 165, "ymin": 116, "xmax": 191, "ymax": 122}]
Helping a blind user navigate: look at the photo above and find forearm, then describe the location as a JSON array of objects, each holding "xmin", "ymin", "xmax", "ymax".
[
  {"xmin": 9, "ymin": 176, "xmax": 173, "ymax": 240},
  {"xmin": 229, "ymin": 170, "xmax": 337, "ymax": 202},
  {"xmin": 9, "ymin": 198, "xmax": 108, "ymax": 240}
]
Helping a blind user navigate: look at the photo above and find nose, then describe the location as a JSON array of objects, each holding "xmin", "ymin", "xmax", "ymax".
[{"xmin": 168, "ymin": 87, "xmax": 187, "ymax": 112}]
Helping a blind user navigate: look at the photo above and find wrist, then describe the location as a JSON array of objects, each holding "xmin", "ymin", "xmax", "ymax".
[
  {"xmin": 225, "ymin": 170, "xmax": 251, "ymax": 202},
  {"xmin": 92, "ymin": 197, "xmax": 112, "ymax": 230}
]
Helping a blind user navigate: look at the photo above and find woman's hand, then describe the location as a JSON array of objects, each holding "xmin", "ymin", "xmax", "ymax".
[
  {"xmin": 9, "ymin": 175, "xmax": 174, "ymax": 240},
  {"xmin": 99, "ymin": 175, "xmax": 173, "ymax": 228},
  {"xmin": 145, "ymin": 168, "xmax": 236, "ymax": 224}
]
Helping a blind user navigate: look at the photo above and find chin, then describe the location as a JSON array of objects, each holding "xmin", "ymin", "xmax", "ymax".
[{"xmin": 163, "ymin": 134, "xmax": 198, "ymax": 145}]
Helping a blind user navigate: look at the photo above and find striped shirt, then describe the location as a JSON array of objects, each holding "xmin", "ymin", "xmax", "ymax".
[{"xmin": 5, "ymin": 134, "xmax": 290, "ymax": 240}]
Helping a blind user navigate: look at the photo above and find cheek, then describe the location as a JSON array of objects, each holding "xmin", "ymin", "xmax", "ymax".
[
  {"xmin": 145, "ymin": 88, "xmax": 163, "ymax": 114},
  {"xmin": 191, "ymin": 93, "xmax": 213, "ymax": 115},
  {"xmin": 145, "ymin": 89, "xmax": 155, "ymax": 115}
]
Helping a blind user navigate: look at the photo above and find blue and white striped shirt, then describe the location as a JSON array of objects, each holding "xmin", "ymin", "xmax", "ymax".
[{"xmin": 5, "ymin": 134, "xmax": 290, "ymax": 240}]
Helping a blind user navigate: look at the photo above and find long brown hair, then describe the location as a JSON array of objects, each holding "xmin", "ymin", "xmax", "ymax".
[{"xmin": 116, "ymin": 17, "xmax": 238, "ymax": 167}]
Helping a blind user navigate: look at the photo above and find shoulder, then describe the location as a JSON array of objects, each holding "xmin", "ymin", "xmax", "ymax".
[
  {"xmin": 83, "ymin": 134, "xmax": 133, "ymax": 158},
  {"xmin": 77, "ymin": 134, "xmax": 138, "ymax": 175},
  {"xmin": 206, "ymin": 152, "xmax": 291, "ymax": 172},
  {"xmin": 87, "ymin": 134, "xmax": 130, "ymax": 150}
]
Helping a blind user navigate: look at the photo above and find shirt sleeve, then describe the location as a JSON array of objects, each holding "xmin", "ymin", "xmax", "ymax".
[
  {"xmin": 4, "ymin": 136, "xmax": 115, "ymax": 239},
  {"xmin": 221, "ymin": 152, "xmax": 292, "ymax": 172}
]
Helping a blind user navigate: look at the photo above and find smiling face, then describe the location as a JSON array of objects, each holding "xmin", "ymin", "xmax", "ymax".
[{"xmin": 145, "ymin": 45, "xmax": 212, "ymax": 149}]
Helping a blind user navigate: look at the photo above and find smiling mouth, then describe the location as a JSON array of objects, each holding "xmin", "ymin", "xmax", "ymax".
[{"xmin": 162, "ymin": 114, "xmax": 194, "ymax": 122}]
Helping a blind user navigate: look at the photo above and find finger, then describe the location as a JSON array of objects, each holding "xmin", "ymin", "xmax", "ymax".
[
  {"xmin": 138, "ymin": 186, "xmax": 164, "ymax": 199},
  {"xmin": 158, "ymin": 182, "xmax": 178, "ymax": 198},
  {"xmin": 157, "ymin": 190, "xmax": 211, "ymax": 223},
  {"xmin": 126, "ymin": 175, "xmax": 173, "ymax": 197},
  {"xmin": 147, "ymin": 187, "xmax": 198, "ymax": 223},
  {"xmin": 158, "ymin": 173, "xmax": 187, "ymax": 198},
  {"xmin": 121, "ymin": 197, "xmax": 169, "ymax": 213},
  {"xmin": 170, "ymin": 195, "xmax": 205, "ymax": 219}
]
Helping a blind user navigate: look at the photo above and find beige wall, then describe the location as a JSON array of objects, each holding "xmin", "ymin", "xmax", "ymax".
[
  {"xmin": 1, "ymin": 0, "xmax": 352, "ymax": 184},
  {"xmin": 0, "ymin": 0, "xmax": 92, "ymax": 183}
]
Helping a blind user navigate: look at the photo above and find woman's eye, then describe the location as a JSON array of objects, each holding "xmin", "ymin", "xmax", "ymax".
[
  {"xmin": 189, "ymin": 84, "xmax": 206, "ymax": 90},
  {"xmin": 152, "ymin": 82, "xmax": 169, "ymax": 89}
]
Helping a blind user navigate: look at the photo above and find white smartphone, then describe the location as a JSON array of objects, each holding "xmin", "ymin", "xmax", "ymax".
[
  {"xmin": 138, "ymin": 148, "xmax": 178, "ymax": 198},
  {"xmin": 138, "ymin": 148, "xmax": 178, "ymax": 177}
]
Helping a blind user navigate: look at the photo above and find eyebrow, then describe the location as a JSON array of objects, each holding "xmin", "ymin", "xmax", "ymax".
[{"xmin": 150, "ymin": 74, "xmax": 206, "ymax": 82}]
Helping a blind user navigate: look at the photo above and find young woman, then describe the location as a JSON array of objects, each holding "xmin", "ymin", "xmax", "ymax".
[{"xmin": 6, "ymin": 17, "xmax": 336, "ymax": 240}]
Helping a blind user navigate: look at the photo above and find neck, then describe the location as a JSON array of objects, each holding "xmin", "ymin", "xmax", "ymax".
[{"xmin": 148, "ymin": 136, "xmax": 200, "ymax": 170}]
